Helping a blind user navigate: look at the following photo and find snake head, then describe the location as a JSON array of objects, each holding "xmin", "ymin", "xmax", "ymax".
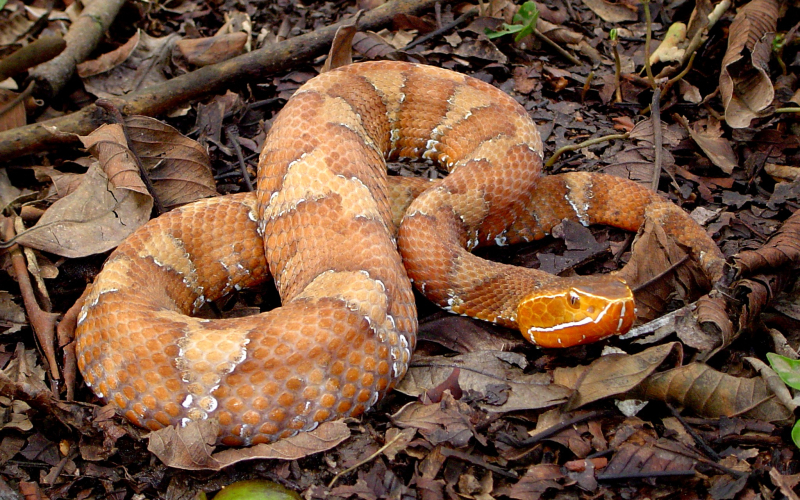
[{"xmin": 517, "ymin": 276, "xmax": 635, "ymax": 348}]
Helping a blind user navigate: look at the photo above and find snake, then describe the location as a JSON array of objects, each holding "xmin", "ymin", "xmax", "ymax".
[{"xmin": 75, "ymin": 61, "xmax": 725, "ymax": 446}]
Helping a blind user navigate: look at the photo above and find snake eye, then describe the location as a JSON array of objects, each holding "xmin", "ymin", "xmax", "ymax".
[{"xmin": 569, "ymin": 291, "xmax": 580, "ymax": 307}]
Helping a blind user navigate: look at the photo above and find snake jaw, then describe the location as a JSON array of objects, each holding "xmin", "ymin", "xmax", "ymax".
[{"xmin": 516, "ymin": 277, "xmax": 635, "ymax": 348}]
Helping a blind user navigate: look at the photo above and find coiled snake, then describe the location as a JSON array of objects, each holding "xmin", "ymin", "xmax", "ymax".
[{"xmin": 75, "ymin": 62, "xmax": 724, "ymax": 446}]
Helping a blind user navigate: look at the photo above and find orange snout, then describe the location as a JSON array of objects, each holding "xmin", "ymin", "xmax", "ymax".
[{"xmin": 517, "ymin": 277, "xmax": 635, "ymax": 348}]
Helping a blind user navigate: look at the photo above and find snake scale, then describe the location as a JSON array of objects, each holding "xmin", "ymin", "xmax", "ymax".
[{"xmin": 75, "ymin": 62, "xmax": 724, "ymax": 446}]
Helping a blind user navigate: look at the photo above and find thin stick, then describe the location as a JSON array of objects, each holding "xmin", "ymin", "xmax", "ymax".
[
  {"xmin": 534, "ymin": 28, "xmax": 581, "ymax": 65},
  {"xmin": 404, "ymin": 8, "xmax": 477, "ymax": 49},
  {"xmin": 650, "ymin": 87, "xmax": 663, "ymax": 192},
  {"xmin": 642, "ymin": 0, "xmax": 656, "ymax": 89},
  {"xmin": 545, "ymin": 133, "xmax": 629, "ymax": 168}
]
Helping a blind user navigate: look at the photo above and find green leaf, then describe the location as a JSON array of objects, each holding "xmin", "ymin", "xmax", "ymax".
[
  {"xmin": 767, "ymin": 352, "xmax": 800, "ymax": 390},
  {"xmin": 511, "ymin": 1, "xmax": 539, "ymax": 42},
  {"xmin": 484, "ymin": 1, "xmax": 539, "ymax": 42},
  {"xmin": 485, "ymin": 24, "xmax": 523, "ymax": 39},
  {"xmin": 0, "ymin": 0, "xmax": 7, "ymax": 10},
  {"xmin": 792, "ymin": 421, "xmax": 800, "ymax": 449}
]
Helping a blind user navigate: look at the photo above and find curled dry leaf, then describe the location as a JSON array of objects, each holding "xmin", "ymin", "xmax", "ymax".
[
  {"xmin": 616, "ymin": 215, "xmax": 713, "ymax": 323},
  {"xmin": 124, "ymin": 116, "xmax": 217, "ymax": 207},
  {"xmin": 581, "ymin": 0, "xmax": 636, "ymax": 23},
  {"xmin": 77, "ymin": 30, "xmax": 140, "ymax": 78},
  {"xmin": 732, "ymin": 208, "xmax": 800, "ymax": 276},
  {"xmin": 82, "ymin": 31, "xmax": 180, "ymax": 99},
  {"xmin": 176, "ymin": 32, "xmax": 248, "ymax": 67},
  {"xmin": 395, "ymin": 351, "xmax": 570, "ymax": 412},
  {"xmin": 719, "ymin": 0, "xmax": 779, "ymax": 128},
  {"xmin": 629, "ymin": 362, "xmax": 793, "ymax": 421},
  {"xmin": 390, "ymin": 392, "xmax": 475, "ymax": 448},
  {"xmin": 691, "ymin": 294, "xmax": 734, "ymax": 358},
  {"xmin": 554, "ymin": 342, "xmax": 683, "ymax": 411},
  {"xmin": 147, "ymin": 419, "xmax": 350, "ymax": 470},
  {"xmin": 681, "ymin": 117, "xmax": 738, "ymax": 174},
  {"xmin": 13, "ymin": 163, "xmax": 152, "ymax": 258}
]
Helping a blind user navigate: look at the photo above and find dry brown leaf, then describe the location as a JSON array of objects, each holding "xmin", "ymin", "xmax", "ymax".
[
  {"xmin": 417, "ymin": 314, "xmax": 526, "ymax": 354},
  {"xmin": 147, "ymin": 419, "xmax": 350, "ymax": 470},
  {"xmin": 124, "ymin": 116, "xmax": 217, "ymax": 207},
  {"xmin": 733, "ymin": 207, "xmax": 800, "ymax": 276},
  {"xmin": 630, "ymin": 363, "xmax": 793, "ymax": 421},
  {"xmin": 683, "ymin": 117, "xmax": 738, "ymax": 174},
  {"xmin": 176, "ymin": 32, "xmax": 248, "ymax": 67},
  {"xmin": 32, "ymin": 167, "xmax": 84, "ymax": 201},
  {"xmin": 0, "ymin": 89, "xmax": 26, "ymax": 132},
  {"xmin": 83, "ymin": 31, "xmax": 180, "ymax": 99},
  {"xmin": 390, "ymin": 392, "xmax": 475, "ymax": 447},
  {"xmin": 719, "ymin": 0, "xmax": 779, "ymax": 128},
  {"xmin": 352, "ymin": 31, "xmax": 399, "ymax": 60},
  {"xmin": 581, "ymin": 0, "xmax": 637, "ymax": 23},
  {"xmin": 617, "ymin": 214, "xmax": 713, "ymax": 323},
  {"xmin": 77, "ymin": 30, "xmax": 140, "ymax": 78},
  {"xmin": 497, "ymin": 464, "xmax": 565, "ymax": 500},
  {"xmin": 80, "ymin": 124, "xmax": 149, "ymax": 194},
  {"xmin": 555, "ymin": 342, "xmax": 682, "ymax": 411},
  {"xmin": 689, "ymin": 294, "xmax": 734, "ymax": 357},
  {"xmin": 322, "ymin": 13, "xmax": 360, "ymax": 73},
  {"xmin": 395, "ymin": 351, "xmax": 570, "ymax": 412},
  {"xmin": 600, "ymin": 438, "xmax": 698, "ymax": 479},
  {"xmin": 13, "ymin": 163, "xmax": 152, "ymax": 258}
]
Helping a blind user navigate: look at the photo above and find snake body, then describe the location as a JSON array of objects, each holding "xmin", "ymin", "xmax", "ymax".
[{"xmin": 75, "ymin": 62, "xmax": 724, "ymax": 446}]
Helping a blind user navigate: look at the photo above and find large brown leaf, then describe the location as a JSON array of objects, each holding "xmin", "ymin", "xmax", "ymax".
[
  {"xmin": 629, "ymin": 363, "xmax": 793, "ymax": 421},
  {"xmin": 719, "ymin": 0, "xmax": 779, "ymax": 128},
  {"xmin": 124, "ymin": 115, "xmax": 217, "ymax": 207}
]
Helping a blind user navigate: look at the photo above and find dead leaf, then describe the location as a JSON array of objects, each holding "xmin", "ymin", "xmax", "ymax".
[
  {"xmin": 390, "ymin": 392, "xmax": 475, "ymax": 447},
  {"xmin": 322, "ymin": 12, "xmax": 361, "ymax": 72},
  {"xmin": 630, "ymin": 363, "xmax": 793, "ymax": 421},
  {"xmin": 0, "ymin": 89, "xmax": 26, "ymax": 132},
  {"xmin": 80, "ymin": 124, "xmax": 149, "ymax": 194},
  {"xmin": 147, "ymin": 419, "xmax": 350, "ymax": 470},
  {"xmin": 395, "ymin": 351, "xmax": 570, "ymax": 412},
  {"xmin": 600, "ymin": 438, "xmax": 698, "ymax": 479},
  {"xmin": 176, "ymin": 32, "xmax": 248, "ymax": 67},
  {"xmin": 83, "ymin": 31, "xmax": 180, "ymax": 99},
  {"xmin": 682, "ymin": 117, "xmax": 738, "ymax": 174},
  {"xmin": 719, "ymin": 0, "xmax": 779, "ymax": 128},
  {"xmin": 581, "ymin": 0, "xmax": 637, "ymax": 23},
  {"xmin": 352, "ymin": 31, "xmax": 401, "ymax": 59},
  {"xmin": 554, "ymin": 342, "xmax": 682, "ymax": 411},
  {"xmin": 124, "ymin": 116, "xmax": 217, "ymax": 207},
  {"xmin": 617, "ymin": 214, "xmax": 713, "ymax": 323},
  {"xmin": 494, "ymin": 464, "xmax": 565, "ymax": 500},
  {"xmin": 77, "ymin": 30, "xmax": 140, "ymax": 78},
  {"xmin": 13, "ymin": 162, "xmax": 152, "ymax": 258},
  {"xmin": 733, "ymin": 207, "xmax": 800, "ymax": 276}
]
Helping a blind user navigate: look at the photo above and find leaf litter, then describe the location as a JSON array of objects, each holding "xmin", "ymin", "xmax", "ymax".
[{"xmin": 0, "ymin": 0, "xmax": 799, "ymax": 498}]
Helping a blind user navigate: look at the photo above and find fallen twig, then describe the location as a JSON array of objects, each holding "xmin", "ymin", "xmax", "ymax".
[
  {"xmin": 29, "ymin": 0, "xmax": 127, "ymax": 98},
  {"xmin": 0, "ymin": 35, "xmax": 65, "ymax": 82},
  {"xmin": 1, "ymin": 218, "xmax": 59, "ymax": 380}
]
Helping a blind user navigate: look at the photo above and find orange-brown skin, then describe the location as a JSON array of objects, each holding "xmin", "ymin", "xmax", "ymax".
[{"xmin": 75, "ymin": 62, "xmax": 724, "ymax": 445}]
